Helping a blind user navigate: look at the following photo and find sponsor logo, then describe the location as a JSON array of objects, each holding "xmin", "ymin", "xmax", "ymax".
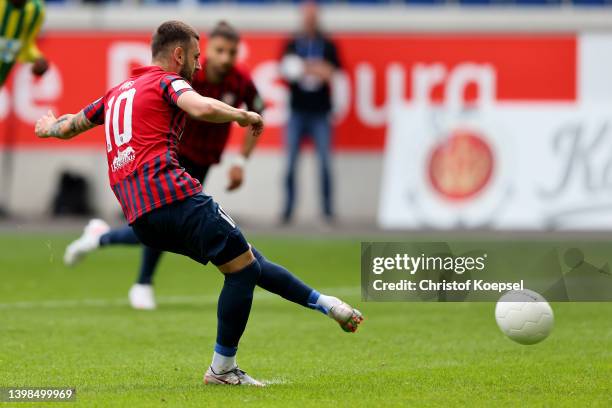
[
  {"xmin": 428, "ymin": 128, "xmax": 494, "ymax": 201},
  {"xmin": 379, "ymin": 105, "xmax": 514, "ymax": 229},
  {"xmin": 111, "ymin": 146, "xmax": 135, "ymax": 172}
]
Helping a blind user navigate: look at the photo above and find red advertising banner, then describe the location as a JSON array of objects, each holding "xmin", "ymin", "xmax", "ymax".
[{"xmin": 0, "ymin": 32, "xmax": 576, "ymax": 150}]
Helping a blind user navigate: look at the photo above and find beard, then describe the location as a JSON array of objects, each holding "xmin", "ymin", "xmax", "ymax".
[
  {"xmin": 214, "ymin": 63, "xmax": 232, "ymax": 77},
  {"xmin": 179, "ymin": 64, "xmax": 195, "ymax": 81}
]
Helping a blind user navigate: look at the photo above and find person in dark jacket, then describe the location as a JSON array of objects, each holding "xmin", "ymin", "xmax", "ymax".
[{"xmin": 280, "ymin": 1, "xmax": 341, "ymax": 224}]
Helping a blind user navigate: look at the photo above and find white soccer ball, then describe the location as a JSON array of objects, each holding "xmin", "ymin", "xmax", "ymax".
[{"xmin": 495, "ymin": 289, "xmax": 554, "ymax": 345}]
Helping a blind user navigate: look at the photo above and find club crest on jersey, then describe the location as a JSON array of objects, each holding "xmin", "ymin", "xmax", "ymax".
[
  {"xmin": 111, "ymin": 146, "xmax": 136, "ymax": 172},
  {"xmin": 119, "ymin": 81, "xmax": 135, "ymax": 91},
  {"xmin": 222, "ymin": 93, "xmax": 236, "ymax": 106}
]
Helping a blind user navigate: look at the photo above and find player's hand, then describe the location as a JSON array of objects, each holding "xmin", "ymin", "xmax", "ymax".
[
  {"xmin": 237, "ymin": 111, "xmax": 264, "ymax": 137},
  {"xmin": 227, "ymin": 164, "xmax": 244, "ymax": 191},
  {"xmin": 32, "ymin": 57, "xmax": 49, "ymax": 77},
  {"xmin": 35, "ymin": 110, "xmax": 58, "ymax": 138},
  {"xmin": 236, "ymin": 111, "xmax": 256, "ymax": 127}
]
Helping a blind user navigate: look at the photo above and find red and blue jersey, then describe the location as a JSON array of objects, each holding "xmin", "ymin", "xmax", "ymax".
[
  {"xmin": 178, "ymin": 60, "xmax": 264, "ymax": 166},
  {"xmin": 84, "ymin": 65, "xmax": 202, "ymax": 223}
]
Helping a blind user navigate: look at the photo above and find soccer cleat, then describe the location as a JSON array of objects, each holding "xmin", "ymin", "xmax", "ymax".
[
  {"xmin": 204, "ymin": 366, "xmax": 265, "ymax": 386},
  {"xmin": 63, "ymin": 219, "xmax": 110, "ymax": 266},
  {"xmin": 128, "ymin": 284, "xmax": 157, "ymax": 310},
  {"xmin": 329, "ymin": 302, "xmax": 364, "ymax": 333}
]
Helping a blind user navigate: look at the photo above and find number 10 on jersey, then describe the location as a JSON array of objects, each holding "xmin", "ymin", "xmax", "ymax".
[{"xmin": 105, "ymin": 88, "xmax": 136, "ymax": 152}]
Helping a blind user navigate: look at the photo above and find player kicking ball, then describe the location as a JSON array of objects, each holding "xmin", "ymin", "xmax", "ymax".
[
  {"xmin": 35, "ymin": 20, "xmax": 362, "ymax": 386},
  {"xmin": 63, "ymin": 21, "xmax": 265, "ymax": 311}
]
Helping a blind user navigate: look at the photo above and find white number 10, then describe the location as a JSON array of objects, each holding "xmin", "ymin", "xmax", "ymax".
[{"xmin": 105, "ymin": 88, "xmax": 136, "ymax": 152}]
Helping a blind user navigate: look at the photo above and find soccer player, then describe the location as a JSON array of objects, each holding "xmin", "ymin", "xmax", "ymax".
[
  {"xmin": 35, "ymin": 20, "xmax": 362, "ymax": 386},
  {"xmin": 0, "ymin": 0, "xmax": 48, "ymax": 86},
  {"xmin": 63, "ymin": 21, "xmax": 264, "ymax": 311}
]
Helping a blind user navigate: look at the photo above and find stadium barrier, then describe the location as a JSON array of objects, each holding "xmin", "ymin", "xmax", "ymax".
[{"xmin": 1, "ymin": 17, "xmax": 611, "ymax": 227}]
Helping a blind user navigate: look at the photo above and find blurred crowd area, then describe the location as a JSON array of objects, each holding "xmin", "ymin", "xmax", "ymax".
[
  {"xmin": 42, "ymin": 0, "xmax": 612, "ymax": 7},
  {"xmin": 3, "ymin": 0, "xmax": 612, "ymax": 227}
]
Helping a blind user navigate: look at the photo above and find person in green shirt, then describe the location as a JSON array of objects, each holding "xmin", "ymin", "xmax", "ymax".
[{"xmin": 0, "ymin": 0, "xmax": 48, "ymax": 86}]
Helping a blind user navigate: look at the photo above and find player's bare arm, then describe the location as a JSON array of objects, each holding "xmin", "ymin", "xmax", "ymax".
[
  {"xmin": 35, "ymin": 110, "xmax": 98, "ymax": 140},
  {"xmin": 177, "ymin": 91, "xmax": 264, "ymax": 137}
]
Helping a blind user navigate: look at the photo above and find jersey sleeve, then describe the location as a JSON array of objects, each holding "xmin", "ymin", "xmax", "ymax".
[
  {"xmin": 83, "ymin": 96, "xmax": 105, "ymax": 125},
  {"xmin": 243, "ymin": 75, "xmax": 265, "ymax": 114},
  {"xmin": 160, "ymin": 75, "xmax": 195, "ymax": 106}
]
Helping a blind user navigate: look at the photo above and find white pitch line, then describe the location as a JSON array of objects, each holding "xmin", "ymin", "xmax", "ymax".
[{"xmin": 0, "ymin": 287, "xmax": 360, "ymax": 311}]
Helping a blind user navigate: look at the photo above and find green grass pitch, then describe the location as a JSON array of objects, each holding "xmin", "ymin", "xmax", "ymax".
[{"xmin": 0, "ymin": 233, "xmax": 610, "ymax": 407}]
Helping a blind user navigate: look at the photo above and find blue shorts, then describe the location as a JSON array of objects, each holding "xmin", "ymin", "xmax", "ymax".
[{"xmin": 131, "ymin": 193, "xmax": 249, "ymax": 266}]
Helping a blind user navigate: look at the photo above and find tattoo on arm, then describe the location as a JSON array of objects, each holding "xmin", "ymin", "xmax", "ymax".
[
  {"xmin": 49, "ymin": 111, "xmax": 97, "ymax": 139},
  {"xmin": 47, "ymin": 116, "xmax": 70, "ymax": 138},
  {"xmin": 69, "ymin": 111, "xmax": 96, "ymax": 135}
]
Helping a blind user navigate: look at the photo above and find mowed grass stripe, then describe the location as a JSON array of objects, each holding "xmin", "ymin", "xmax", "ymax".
[{"xmin": 0, "ymin": 286, "xmax": 360, "ymax": 310}]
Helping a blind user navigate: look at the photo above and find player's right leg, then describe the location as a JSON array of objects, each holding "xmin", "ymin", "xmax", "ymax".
[{"xmin": 252, "ymin": 247, "xmax": 363, "ymax": 333}]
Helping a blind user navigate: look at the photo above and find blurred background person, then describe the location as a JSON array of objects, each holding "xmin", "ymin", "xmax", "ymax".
[
  {"xmin": 0, "ymin": 0, "xmax": 48, "ymax": 87},
  {"xmin": 0, "ymin": 0, "xmax": 49, "ymax": 217},
  {"xmin": 279, "ymin": 0, "xmax": 341, "ymax": 225}
]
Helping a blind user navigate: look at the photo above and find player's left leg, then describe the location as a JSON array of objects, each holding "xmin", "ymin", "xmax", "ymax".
[{"xmin": 252, "ymin": 247, "xmax": 363, "ymax": 333}]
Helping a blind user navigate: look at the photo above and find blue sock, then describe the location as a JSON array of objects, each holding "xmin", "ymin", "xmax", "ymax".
[
  {"xmin": 214, "ymin": 343, "xmax": 237, "ymax": 357},
  {"xmin": 99, "ymin": 225, "xmax": 141, "ymax": 246},
  {"xmin": 216, "ymin": 260, "xmax": 261, "ymax": 352},
  {"xmin": 137, "ymin": 246, "xmax": 163, "ymax": 285},
  {"xmin": 251, "ymin": 247, "xmax": 322, "ymax": 312}
]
